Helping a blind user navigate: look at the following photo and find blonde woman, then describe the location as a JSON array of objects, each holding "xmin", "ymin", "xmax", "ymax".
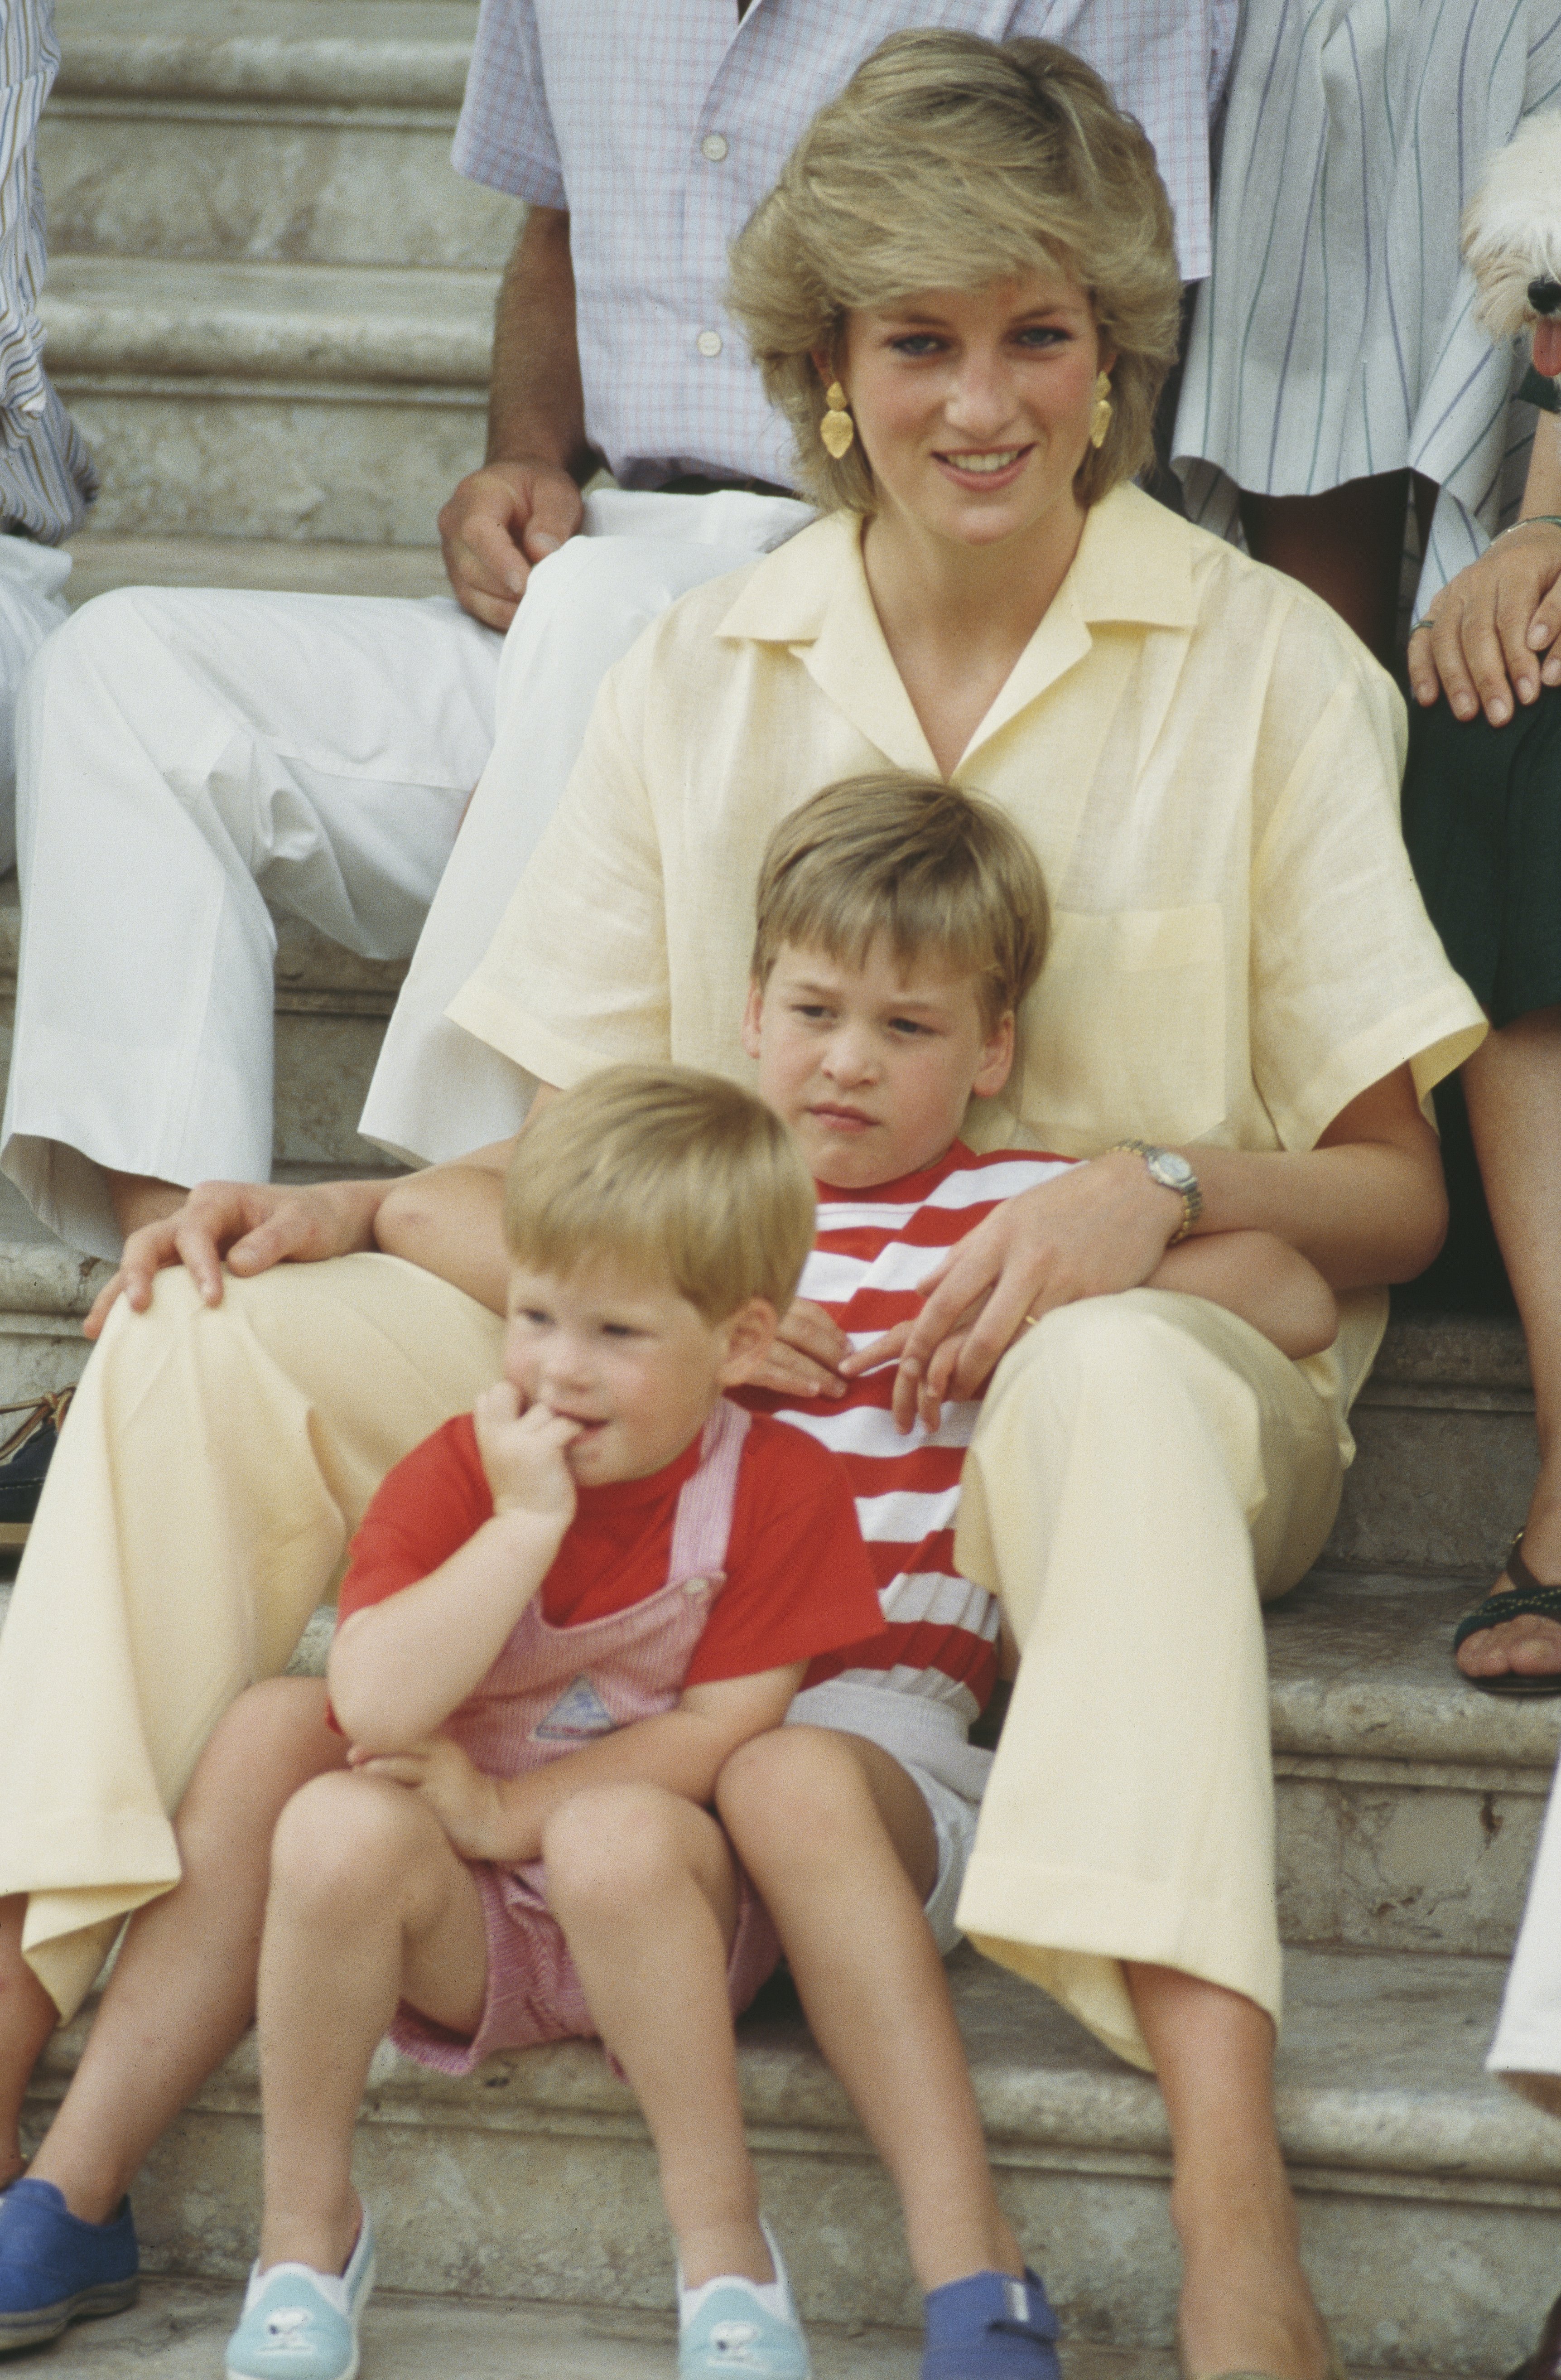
[{"xmin": 0, "ymin": 34, "xmax": 1480, "ymax": 2380}]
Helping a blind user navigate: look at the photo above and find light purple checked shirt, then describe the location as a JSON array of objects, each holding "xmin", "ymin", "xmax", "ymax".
[{"xmin": 454, "ymin": 0, "xmax": 1234, "ymax": 492}]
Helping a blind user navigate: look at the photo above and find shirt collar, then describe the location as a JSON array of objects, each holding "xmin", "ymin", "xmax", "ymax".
[{"xmin": 713, "ymin": 483, "xmax": 1197, "ymax": 772}]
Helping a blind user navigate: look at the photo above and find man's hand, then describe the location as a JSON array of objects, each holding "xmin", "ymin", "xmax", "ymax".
[
  {"xmin": 843, "ymin": 1154, "xmax": 1182, "ymax": 1431},
  {"xmin": 438, "ymin": 458, "xmax": 584, "ymax": 631},
  {"xmin": 743, "ymin": 1298, "xmax": 850, "ymax": 1400},
  {"xmin": 350, "ymin": 1735, "xmax": 508, "ymax": 1862},
  {"xmin": 85, "ymin": 1177, "xmax": 386, "ymax": 1338},
  {"xmin": 473, "ymin": 1383, "xmax": 581, "ymax": 1525},
  {"xmin": 1407, "ymin": 522, "xmax": 1561, "ymax": 722}
]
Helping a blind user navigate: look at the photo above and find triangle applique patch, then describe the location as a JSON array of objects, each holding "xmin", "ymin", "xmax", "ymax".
[{"xmin": 531, "ymin": 1674, "xmax": 618, "ymax": 1743}]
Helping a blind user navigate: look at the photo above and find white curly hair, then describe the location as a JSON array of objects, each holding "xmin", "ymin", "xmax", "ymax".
[{"xmin": 1463, "ymin": 110, "xmax": 1561, "ymax": 342}]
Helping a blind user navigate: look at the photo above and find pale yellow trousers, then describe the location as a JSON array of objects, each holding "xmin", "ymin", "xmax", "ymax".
[
  {"xmin": 0, "ymin": 1267, "xmax": 1342, "ymax": 2067},
  {"xmin": 954, "ymin": 1288, "xmax": 1343, "ymax": 2070},
  {"xmin": 0, "ymin": 1257, "xmax": 503, "ymax": 2018}
]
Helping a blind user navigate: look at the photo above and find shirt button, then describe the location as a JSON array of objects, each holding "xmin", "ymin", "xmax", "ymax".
[
  {"xmin": 701, "ymin": 132, "xmax": 729, "ymax": 162},
  {"xmin": 696, "ymin": 328, "xmax": 723, "ymax": 358}
]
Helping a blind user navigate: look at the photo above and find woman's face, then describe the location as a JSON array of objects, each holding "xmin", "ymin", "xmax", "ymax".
[{"xmin": 833, "ymin": 268, "xmax": 1109, "ymax": 552}]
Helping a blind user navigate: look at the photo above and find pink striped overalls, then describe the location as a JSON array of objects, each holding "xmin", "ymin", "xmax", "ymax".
[{"xmin": 390, "ymin": 1398, "xmax": 782, "ymax": 2072}]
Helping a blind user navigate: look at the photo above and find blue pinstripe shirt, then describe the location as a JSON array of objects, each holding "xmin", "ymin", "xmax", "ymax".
[{"xmin": 0, "ymin": 0, "xmax": 94, "ymax": 544}]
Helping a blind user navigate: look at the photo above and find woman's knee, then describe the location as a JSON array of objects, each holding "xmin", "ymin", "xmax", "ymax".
[{"xmin": 178, "ymin": 1679, "xmax": 341, "ymax": 1853}]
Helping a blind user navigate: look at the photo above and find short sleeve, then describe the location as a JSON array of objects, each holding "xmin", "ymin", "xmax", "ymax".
[
  {"xmin": 452, "ymin": 0, "xmax": 566, "ymax": 206},
  {"xmin": 684, "ymin": 1421, "xmax": 885, "ymax": 1686},
  {"xmin": 448, "ymin": 657, "xmax": 673, "ymax": 1086},
  {"xmin": 1247, "ymin": 601, "xmax": 1485, "ymax": 1147},
  {"xmin": 337, "ymin": 1417, "xmax": 493, "ymax": 1626}
]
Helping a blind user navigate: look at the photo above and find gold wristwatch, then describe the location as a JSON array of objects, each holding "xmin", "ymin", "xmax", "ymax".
[{"xmin": 1108, "ymin": 1140, "xmax": 1202, "ymax": 1244}]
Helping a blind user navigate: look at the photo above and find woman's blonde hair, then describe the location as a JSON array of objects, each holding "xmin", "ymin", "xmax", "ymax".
[
  {"xmin": 503, "ymin": 1064, "xmax": 816, "ymax": 1320},
  {"xmin": 726, "ymin": 30, "xmax": 1182, "ymax": 512},
  {"xmin": 752, "ymin": 773, "xmax": 1050, "ymax": 1031}
]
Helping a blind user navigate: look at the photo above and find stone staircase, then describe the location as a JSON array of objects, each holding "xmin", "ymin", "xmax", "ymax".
[{"xmin": 5, "ymin": 5, "xmax": 1560, "ymax": 2377}]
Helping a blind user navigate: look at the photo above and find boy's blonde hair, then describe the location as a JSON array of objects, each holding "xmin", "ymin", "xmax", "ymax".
[
  {"xmin": 725, "ymin": 30, "xmax": 1183, "ymax": 514},
  {"xmin": 752, "ymin": 775, "xmax": 1050, "ymax": 1030},
  {"xmin": 503, "ymin": 1064, "xmax": 816, "ymax": 1321}
]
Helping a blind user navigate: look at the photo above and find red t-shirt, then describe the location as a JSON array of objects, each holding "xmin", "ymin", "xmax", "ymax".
[{"xmin": 336, "ymin": 1404, "xmax": 883, "ymax": 1688}]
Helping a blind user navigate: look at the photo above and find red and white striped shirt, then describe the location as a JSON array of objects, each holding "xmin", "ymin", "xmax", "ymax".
[{"xmin": 739, "ymin": 1141, "xmax": 1074, "ymax": 1766}]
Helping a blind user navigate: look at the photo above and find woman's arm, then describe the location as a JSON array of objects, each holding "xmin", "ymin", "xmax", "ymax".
[
  {"xmin": 352, "ymin": 1663, "xmax": 805, "ymax": 1866},
  {"xmin": 864, "ymin": 1065, "xmax": 1442, "ymax": 1428}
]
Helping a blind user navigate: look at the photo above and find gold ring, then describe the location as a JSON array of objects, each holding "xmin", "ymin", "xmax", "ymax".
[{"xmin": 1019, "ymin": 1312, "xmax": 1040, "ymax": 1330}]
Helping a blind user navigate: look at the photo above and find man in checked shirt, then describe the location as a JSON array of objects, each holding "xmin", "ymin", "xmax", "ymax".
[{"xmin": 0, "ymin": 0, "xmax": 1232, "ymax": 1270}]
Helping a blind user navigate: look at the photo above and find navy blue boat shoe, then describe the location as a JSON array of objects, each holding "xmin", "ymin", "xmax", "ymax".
[
  {"xmin": 921, "ymin": 2267, "xmax": 1061, "ymax": 2380},
  {"xmin": 0, "ymin": 2177, "xmax": 139, "ymax": 2352}
]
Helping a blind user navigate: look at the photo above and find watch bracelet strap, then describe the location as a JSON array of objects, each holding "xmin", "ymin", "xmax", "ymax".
[{"xmin": 1106, "ymin": 1139, "xmax": 1202, "ymax": 1244}]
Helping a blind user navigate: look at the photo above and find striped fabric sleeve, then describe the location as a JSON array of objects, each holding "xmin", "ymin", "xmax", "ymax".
[
  {"xmin": 0, "ymin": 0, "xmax": 96, "ymax": 539},
  {"xmin": 737, "ymin": 1144, "xmax": 1075, "ymax": 1731}
]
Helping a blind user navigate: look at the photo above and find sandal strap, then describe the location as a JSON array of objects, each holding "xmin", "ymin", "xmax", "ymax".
[{"xmin": 1453, "ymin": 1549, "xmax": 1561, "ymax": 1652}]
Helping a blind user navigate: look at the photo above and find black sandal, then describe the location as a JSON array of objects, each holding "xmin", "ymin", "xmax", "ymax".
[{"xmin": 1453, "ymin": 1533, "xmax": 1561, "ymax": 1698}]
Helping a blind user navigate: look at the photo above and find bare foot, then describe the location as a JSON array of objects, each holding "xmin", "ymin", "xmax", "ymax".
[{"xmin": 1176, "ymin": 2193, "xmax": 1332, "ymax": 2380}]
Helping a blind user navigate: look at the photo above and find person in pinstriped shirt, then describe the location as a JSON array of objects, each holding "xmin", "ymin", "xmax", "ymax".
[
  {"xmin": 1172, "ymin": 0, "xmax": 1561, "ymax": 668},
  {"xmin": 0, "ymin": 0, "xmax": 93, "ymax": 872}
]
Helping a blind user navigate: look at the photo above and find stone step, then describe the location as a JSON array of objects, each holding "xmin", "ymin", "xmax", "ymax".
[
  {"xmin": 39, "ymin": 256, "xmax": 495, "ymax": 543},
  {"xmin": 10, "ymin": 2279, "xmax": 1479, "ymax": 2380},
  {"xmin": 62, "ymin": 532, "xmax": 453, "ymax": 605},
  {"xmin": 43, "ymin": 0, "xmax": 522, "ymax": 273},
  {"xmin": 20, "ymin": 1943, "xmax": 1559, "ymax": 2375}
]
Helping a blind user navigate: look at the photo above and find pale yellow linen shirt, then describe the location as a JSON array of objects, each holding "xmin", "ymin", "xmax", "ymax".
[{"xmin": 451, "ymin": 484, "xmax": 1485, "ymax": 1453}]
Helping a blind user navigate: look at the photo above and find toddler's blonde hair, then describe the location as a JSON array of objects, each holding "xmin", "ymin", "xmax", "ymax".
[
  {"xmin": 503, "ymin": 1065, "xmax": 816, "ymax": 1321},
  {"xmin": 752, "ymin": 774, "xmax": 1050, "ymax": 1031}
]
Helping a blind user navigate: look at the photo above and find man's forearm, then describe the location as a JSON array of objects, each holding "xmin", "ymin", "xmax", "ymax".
[
  {"xmin": 487, "ymin": 204, "xmax": 592, "ymax": 475},
  {"xmin": 1521, "ymin": 410, "xmax": 1561, "ymax": 521}
]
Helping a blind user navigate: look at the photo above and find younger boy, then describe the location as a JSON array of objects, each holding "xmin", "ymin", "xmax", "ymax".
[
  {"xmin": 222, "ymin": 1067, "xmax": 885, "ymax": 2380},
  {"xmin": 702, "ymin": 772, "xmax": 1337, "ymax": 2377}
]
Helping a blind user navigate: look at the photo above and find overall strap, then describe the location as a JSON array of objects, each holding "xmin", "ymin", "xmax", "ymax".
[{"xmin": 666, "ymin": 1397, "xmax": 751, "ymax": 1592}]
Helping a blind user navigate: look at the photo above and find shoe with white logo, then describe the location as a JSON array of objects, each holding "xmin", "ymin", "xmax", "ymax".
[
  {"xmin": 223, "ymin": 2206, "xmax": 376, "ymax": 2380},
  {"xmin": 677, "ymin": 2219, "xmax": 811, "ymax": 2378}
]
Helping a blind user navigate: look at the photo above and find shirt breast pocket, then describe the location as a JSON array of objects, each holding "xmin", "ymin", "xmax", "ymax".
[{"xmin": 1021, "ymin": 905, "xmax": 1229, "ymax": 1147}]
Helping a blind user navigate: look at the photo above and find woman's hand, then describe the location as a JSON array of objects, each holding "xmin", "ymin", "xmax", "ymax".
[
  {"xmin": 742, "ymin": 1298, "xmax": 851, "ymax": 1400},
  {"xmin": 1407, "ymin": 522, "xmax": 1561, "ymax": 724},
  {"xmin": 473, "ymin": 1384, "xmax": 581, "ymax": 1523},
  {"xmin": 350, "ymin": 1736, "xmax": 509, "ymax": 1862},
  {"xmin": 84, "ymin": 1177, "xmax": 389, "ymax": 1338},
  {"xmin": 845, "ymin": 1153, "xmax": 1181, "ymax": 1431}
]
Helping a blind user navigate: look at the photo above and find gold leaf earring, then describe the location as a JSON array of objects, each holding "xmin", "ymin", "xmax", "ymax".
[
  {"xmin": 819, "ymin": 381, "xmax": 855, "ymax": 459},
  {"xmin": 1089, "ymin": 371, "xmax": 1113, "ymax": 451}
]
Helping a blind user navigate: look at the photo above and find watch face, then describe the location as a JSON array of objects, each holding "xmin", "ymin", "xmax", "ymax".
[{"xmin": 1147, "ymin": 1150, "xmax": 1195, "ymax": 1192}]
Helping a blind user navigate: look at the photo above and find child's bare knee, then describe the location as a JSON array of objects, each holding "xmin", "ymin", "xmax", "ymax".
[
  {"xmin": 543, "ymin": 1783, "xmax": 687, "ymax": 1918},
  {"xmin": 718, "ymin": 1724, "xmax": 859, "ymax": 1835},
  {"xmin": 269, "ymin": 1771, "xmax": 414, "ymax": 1912}
]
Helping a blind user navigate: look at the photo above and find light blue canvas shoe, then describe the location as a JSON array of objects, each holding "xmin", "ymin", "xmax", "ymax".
[
  {"xmin": 677, "ymin": 2218, "xmax": 812, "ymax": 2379},
  {"xmin": 223, "ymin": 2206, "xmax": 376, "ymax": 2380}
]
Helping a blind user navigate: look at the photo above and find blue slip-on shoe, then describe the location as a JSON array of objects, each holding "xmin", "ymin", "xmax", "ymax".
[
  {"xmin": 0, "ymin": 2175, "xmax": 139, "ymax": 2352},
  {"xmin": 678, "ymin": 2217, "xmax": 811, "ymax": 2378},
  {"xmin": 921, "ymin": 2268, "xmax": 1061, "ymax": 2380},
  {"xmin": 224, "ymin": 2206, "xmax": 376, "ymax": 2380}
]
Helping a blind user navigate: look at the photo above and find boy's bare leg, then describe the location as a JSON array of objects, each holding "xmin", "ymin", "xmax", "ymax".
[
  {"xmin": 256, "ymin": 1770, "xmax": 488, "ymax": 2276},
  {"xmin": 1127, "ymin": 1962, "xmax": 1331, "ymax": 2380},
  {"xmin": 544, "ymin": 1783, "xmax": 767, "ymax": 2290},
  {"xmin": 716, "ymin": 1726, "xmax": 1024, "ymax": 2292},
  {"xmin": 23, "ymin": 1680, "xmax": 346, "ymax": 2224},
  {"xmin": 0, "ymin": 1900, "xmax": 58, "ymax": 2188}
]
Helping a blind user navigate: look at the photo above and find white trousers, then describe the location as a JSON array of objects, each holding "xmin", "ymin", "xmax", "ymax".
[
  {"xmin": 1489, "ymin": 1748, "xmax": 1561, "ymax": 2111},
  {"xmin": 0, "ymin": 490, "xmax": 808, "ymax": 1258},
  {"xmin": 0, "ymin": 535, "xmax": 69, "ymax": 872}
]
